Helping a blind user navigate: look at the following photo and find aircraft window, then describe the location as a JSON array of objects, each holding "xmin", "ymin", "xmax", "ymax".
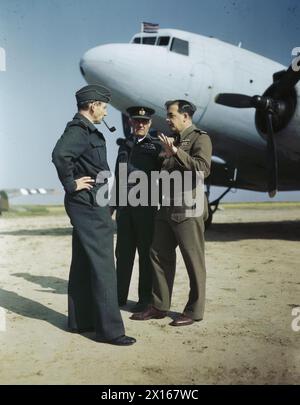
[
  {"xmin": 157, "ymin": 36, "xmax": 170, "ymax": 46},
  {"xmin": 133, "ymin": 37, "xmax": 141, "ymax": 44},
  {"xmin": 142, "ymin": 37, "xmax": 156, "ymax": 45},
  {"xmin": 170, "ymin": 38, "xmax": 189, "ymax": 56}
]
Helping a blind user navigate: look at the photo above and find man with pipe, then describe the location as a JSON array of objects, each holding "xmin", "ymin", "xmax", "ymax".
[{"xmin": 52, "ymin": 85, "xmax": 136, "ymax": 345}]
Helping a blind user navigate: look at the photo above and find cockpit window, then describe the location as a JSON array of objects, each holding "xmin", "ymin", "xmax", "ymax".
[
  {"xmin": 142, "ymin": 37, "xmax": 157, "ymax": 45},
  {"xmin": 170, "ymin": 38, "xmax": 189, "ymax": 56},
  {"xmin": 157, "ymin": 36, "xmax": 170, "ymax": 46},
  {"xmin": 132, "ymin": 36, "xmax": 157, "ymax": 45}
]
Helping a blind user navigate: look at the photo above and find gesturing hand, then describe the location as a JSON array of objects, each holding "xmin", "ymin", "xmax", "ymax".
[
  {"xmin": 75, "ymin": 176, "xmax": 95, "ymax": 191},
  {"xmin": 158, "ymin": 133, "xmax": 178, "ymax": 157}
]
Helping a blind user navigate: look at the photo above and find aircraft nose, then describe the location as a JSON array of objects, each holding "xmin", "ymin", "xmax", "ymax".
[
  {"xmin": 79, "ymin": 44, "xmax": 121, "ymax": 84},
  {"xmin": 79, "ymin": 42, "xmax": 169, "ymax": 116}
]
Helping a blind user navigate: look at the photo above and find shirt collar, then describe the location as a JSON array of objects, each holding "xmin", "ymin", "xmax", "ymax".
[
  {"xmin": 74, "ymin": 113, "xmax": 98, "ymax": 132},
  {"xmin": 134, "ymin": 132, "xmax": 150, "ymax": 144}
]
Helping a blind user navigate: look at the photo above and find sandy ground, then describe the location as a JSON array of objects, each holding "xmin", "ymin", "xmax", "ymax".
[{"xmin": 0, "ymin": 204, "xmax": 299, "ymax": 385}]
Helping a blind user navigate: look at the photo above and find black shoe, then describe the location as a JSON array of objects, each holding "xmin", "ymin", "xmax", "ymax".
[
  {"xmin": 110, "ymin": 335, "xmax": 136, "ymax": 346},
  {"xmin": 97, "ymin": 335, "xmax": 136, "ymax": 346},
  {"xmin": 130, "ymin": 305, "xmax": 167, "ymax": 321},
  {"xmin": 118, "ymin": 300, "xmax": 127, "ymax": 307}
]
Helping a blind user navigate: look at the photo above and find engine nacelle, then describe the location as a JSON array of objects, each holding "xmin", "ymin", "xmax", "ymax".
[{"xmin": 255, "ymin": 82, "xmax": 300, "ymax": 161}]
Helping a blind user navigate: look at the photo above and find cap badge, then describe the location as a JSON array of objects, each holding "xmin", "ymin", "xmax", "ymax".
[{"xmin": 139, "ymin": 108, "xmax": 146, "ymax": 116}]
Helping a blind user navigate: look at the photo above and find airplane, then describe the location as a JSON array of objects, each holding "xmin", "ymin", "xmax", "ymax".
[
  {"xmin": 79, "ymin": 24, "xmax": 300, "ymax": 225},
  {"xmin": 0, "ymin": 188, "xmax": 57, "ymax": 215}
]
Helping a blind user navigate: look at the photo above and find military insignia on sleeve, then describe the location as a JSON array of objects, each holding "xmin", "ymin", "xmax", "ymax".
[{"xmin": 180, "ymin": 140, "xmax": 191, "ymax": 147}]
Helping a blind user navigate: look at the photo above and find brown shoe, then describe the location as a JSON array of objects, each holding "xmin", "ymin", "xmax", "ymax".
[
  {"xmin": 130, "ymin": 305, "xmax": 167, "ymax": 321},
  {"xmin": 169, "ymin": 313, "xmax": 194, "ymax": 326}
]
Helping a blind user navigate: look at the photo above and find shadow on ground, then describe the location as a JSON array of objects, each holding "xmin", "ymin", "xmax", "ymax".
[
  {"xmin": 0, "ymin": 221, "xmax": 117, "ymax": 236},
  {"xmin": 0, "ymin": 228, "xmax": 72, "ymax": 236},
  {"xmin": 206, "ymin": 220, "xmax": 300, "ymax": 242},
  {"xmin": 0, "ymin": 287, "xmax": 67, "ymax": 331},
  {"xmin": 1, "ymin": 220, "xmax": 299, "ymax": 242},
  {"xmin": 12, "ymin": 273, "xmax": 67, "ymax": 294}
]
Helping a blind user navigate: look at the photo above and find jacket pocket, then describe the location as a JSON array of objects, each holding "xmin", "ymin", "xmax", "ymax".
[
  {"xmin": 90, "ymin": 139, "xmax": 106, "ymax": 162},
  {"xmin": 69, "ymin": 189, "xmax": 94, "ymax": 206}
]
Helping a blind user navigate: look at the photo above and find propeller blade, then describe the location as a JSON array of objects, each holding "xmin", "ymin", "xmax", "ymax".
[
  {"xmin": 266, "ymin": 112, "xmax": 278, "ymax": 198},
  {"xmin": 273, "ymin": 64, "xmax": 300, "ymax": 98},
  {"xmin": 215, "ymin": 93, "xmax": 255, "ymax": 108}
]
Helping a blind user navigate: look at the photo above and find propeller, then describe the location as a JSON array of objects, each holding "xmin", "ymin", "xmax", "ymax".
[
  {"xmin": 266, "ymin": 111, "xmax": 277, "ymax": 198},
  {"xmin": 215, "ymin": 63, "xmax": 300, "ymax": 197},
  {"xmin": 215, "ymin": 93, "xmax": 254, "ymax": 108}
]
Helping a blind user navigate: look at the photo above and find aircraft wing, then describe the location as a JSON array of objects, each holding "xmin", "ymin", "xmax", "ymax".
[
  {"xmin": 0, "ymin": 188, "xmax": 59, "ymax": 214},
  {"xmin": 2, "ymin": 188, "xmax": 58, "ymax": 198}
]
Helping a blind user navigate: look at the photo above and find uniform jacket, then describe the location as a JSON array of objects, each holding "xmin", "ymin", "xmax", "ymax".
[
  {"xmin": 52, "ymin": 113, "xmax": 110, "ymax": 205},
  {"xmin": 114, "ymin": 133, "xmax": 163, "ymax": 207},
  {"xmin": 160, "ymin": 124, "xmax": 212, "ymax": 222}
]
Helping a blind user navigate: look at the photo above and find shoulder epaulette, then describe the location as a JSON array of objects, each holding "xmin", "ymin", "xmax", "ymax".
[
  {"xmin": 125, "ymin": 139, "xmax": 135, "ymax": 148},
  {"xmin": 194, "ymin": 128, "xmax": 208, "ymax": 135},
  {"xmin": 116, "ymin": 137, "xmax": 134, "ymax": 149}
]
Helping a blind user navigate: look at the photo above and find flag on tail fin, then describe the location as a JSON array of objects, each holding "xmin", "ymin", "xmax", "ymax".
[{"xmin": 141, "ymin": 22, "xmax": 159, "ymax": 33}]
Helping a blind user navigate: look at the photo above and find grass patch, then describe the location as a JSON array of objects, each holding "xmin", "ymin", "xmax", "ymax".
[
  {"xmin": 2, "ymin": 201, "xmax": 300, "ymax": 217},
  {"xmin": 221, "ymin": 202, "xmax": 300, "ymax": 209},
  {"xmin": 2, "ymin": 205, "xmax": 65, "ymax": 217}
]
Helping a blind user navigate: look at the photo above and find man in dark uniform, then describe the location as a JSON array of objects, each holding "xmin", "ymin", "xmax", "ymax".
[
  {"xmin": 131, "ymin": 99, "xmax": 212, "ymax": 326},
  {"xmin": 115, "ymin": 106, "xmax": 162, "ymax": 312},
  {"xmin": 52, "ymin": 84, "xmax": 136, "ymax": 345}
]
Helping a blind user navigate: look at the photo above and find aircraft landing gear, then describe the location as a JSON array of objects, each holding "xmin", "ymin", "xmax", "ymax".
[{"xmin": 205, "ymin": 186, "xmax": 233, "ymax": 230}]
